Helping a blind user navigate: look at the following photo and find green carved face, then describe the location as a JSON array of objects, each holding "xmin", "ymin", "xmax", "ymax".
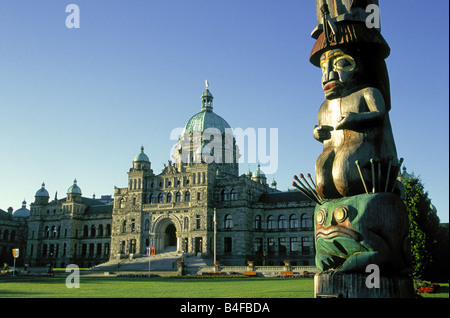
[{"xmin": 314, "ymin": 196, "xmax": 373, "ymax": 271}]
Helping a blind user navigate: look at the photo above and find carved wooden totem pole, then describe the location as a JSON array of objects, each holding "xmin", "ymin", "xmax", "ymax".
[{"xmin": 293, "ymin": 0, "xmax": 414, "ymax": 297}]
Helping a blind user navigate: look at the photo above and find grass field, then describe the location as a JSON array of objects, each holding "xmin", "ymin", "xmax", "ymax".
[
  {"xmin": 0, "ymin": 275, "xmax": 315, "ymax": 298},
  {"xmin": 1, "ymin": 275, "xmax": 448, "ymax": 299}
]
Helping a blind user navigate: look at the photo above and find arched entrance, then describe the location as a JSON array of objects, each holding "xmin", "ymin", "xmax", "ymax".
[
  {"xmin": 164, "ymin": 224, "xmax": 177, "ymax": 248},
  {"xmin": 152, "ymin": 217, "xmax": 180, "ymax": 253}
]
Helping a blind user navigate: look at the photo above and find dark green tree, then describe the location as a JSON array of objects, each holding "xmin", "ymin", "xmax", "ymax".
[{"xmin": 402, "ymin": 173, "xmax": 445, "ymax": 280}]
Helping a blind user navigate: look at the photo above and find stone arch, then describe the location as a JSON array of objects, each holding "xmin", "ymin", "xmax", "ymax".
[{"xmin": 151, "ymin": 215, "xmax": 182, "ymax": 253}]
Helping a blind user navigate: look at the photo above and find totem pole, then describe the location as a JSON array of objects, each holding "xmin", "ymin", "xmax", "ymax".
[{"xmin": 293, "ymin": 0, "xmax": 414, "ymax": 297}]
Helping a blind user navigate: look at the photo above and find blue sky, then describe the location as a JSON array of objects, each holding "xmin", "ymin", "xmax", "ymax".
[{"xmin": 0, "ymin": 1, "xmax": 448, "ymax": 223}]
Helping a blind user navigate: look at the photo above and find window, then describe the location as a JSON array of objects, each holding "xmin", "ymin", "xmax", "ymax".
[
  {"xmin": 224, "ymin": 214, "xmax": 233, "ymax": 229},
  {"xmin": 301, "ymin": 213, "xmax": 312, "ymax": 229},
  {"xmin": 106, "ymin": 224, "xmax": 111, "ymax": 235},
  {"xmin": 302, "ymin": 237, "xmax": 311, "ymax": 255},
  {"xmin": 83, "ymin": 225, "xmax": 89, "ymax": 237},
  {"xmin": 167, "ymin": 192, "xmax": 172, "ymax": 203},
  {"xmin": 255, "ymin": 238, "xmax": 263, "ymax": 252},
  {"xmin": 196, "ymin": 215, "xmax": 201, "ymax": 229},
  {"xmin": 157, "ymin": 193, "xmax": 163, "ymax": 203},
  {"xmin": 98, "ymin": 224, "xmax": 104, "ymax": 236},
  {"xmin": 254, "ymin": 215, "xmax": 261, "ymax": 230},
  {"xmin": 122, "ymin": 220, "xmax": 127, "ymax": 233},
  {"xmin": 278, "ymin": 215, "xmax": 287, "ymax": 229},
  {"xmin": 220, "ymin": 189, "xmax": 228, "ymax": 201},
  {"xmin": 290, "ymin": 215, "xmax": 299, "ymax": 229},
  {"xmin": 230, "ymin": 188, "xmax": 237, "ymax": 200},
  {"xmin": 224, "ymin": 237, "xmax": 232, "ymax": 254},
  {"xmin": 267, "ymin": 216, "xmax": 274, "ymax": 230},
  {"xmin": 176, "ymin": 192, "xmax": 181, "ymax": 202},
  {"xmin": 279, "ymin": 238, "xmax": 287, "ymax": 255},
  {"xmin": 130, "ymin": 239, "xmax": 136, "ymax": 254},
  {"xmin": 149, "ymin": 194, "xmax": 153, "ymax": 204},
  {"xmin": 91, "ymin": 225, "xmax": 96, "ymax": 237},
  {"xmin": 184, "ymin": 217, "xmax": 189, "ymax": 230},
  {"xmin": 185, "ymin": 191, "xmax": 191, "ymax": 202},
  {"xmin": 267, "ymin": 238, "xmax": 275, "ymax": 255},
  {"xmin": 197, "ymin": 192, "xmax": 201, "ymax": 200},
  {"xmin": 290, "ymin": 237, "xmax": 298, "ymax": 253}
]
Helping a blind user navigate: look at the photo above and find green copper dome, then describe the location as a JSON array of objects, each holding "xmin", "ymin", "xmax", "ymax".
[
  {"xmin": 181, "ymin": 85, "xmax": 231, "ymax": 135},
  {"xmin": 35, "ymin": 182, "xmax": 50, "ymax": 198},
  {"xmin": 134, "ymin": 146, "xmax": 150, "ymax": 162},
  {"xmin": 67, "ymin": 179, "xmax": 82, "ymax": 195}
]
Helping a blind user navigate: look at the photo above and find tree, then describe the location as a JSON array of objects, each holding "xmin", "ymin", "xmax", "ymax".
[{"xmin": 402, "ymin": 173, "xmax": 445, "ymax": 281}]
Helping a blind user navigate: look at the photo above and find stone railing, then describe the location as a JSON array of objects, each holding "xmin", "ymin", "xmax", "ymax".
[{"xmin": 186, "ymin": 265, "xmax": 318, "ymax": 277}]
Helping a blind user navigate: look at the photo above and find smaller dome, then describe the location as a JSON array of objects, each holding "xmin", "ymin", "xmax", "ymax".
[
  {"xmin": 252, "ymin": 164, "xmax": 265, "ymax": 178},
  {"xmin": 35, "ymin": 182, "xmax": 50, "ymax": 198},
  {"xmin": 67, "ymin": 179, "xmax": 82, "ymax": 195},
  {"xmin": 13, "ymin": 200, "xmax": 30, "ymax": 218},
  {"xmin": 134, "ymin": 146, "xmax": 150, "ymax": 162}
]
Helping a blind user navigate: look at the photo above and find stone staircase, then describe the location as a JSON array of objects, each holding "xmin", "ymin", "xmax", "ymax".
[{"xmin": 90, "ymin": 246, "xmax": 183, "ymax": 272}]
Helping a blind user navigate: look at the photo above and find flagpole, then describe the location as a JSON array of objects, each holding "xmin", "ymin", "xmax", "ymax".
[{"xmin": 213, "ymin": 208, "xmax": 217, "ymax": 273}]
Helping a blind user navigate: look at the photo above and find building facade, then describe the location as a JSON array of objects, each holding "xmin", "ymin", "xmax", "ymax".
[
  {"xmin": 109, "ymin": 86, "xmax": 316, "ymax": 266},
  {"xmin": 0, "ymin": 85, "xmax": 316, "ymax": 268}
]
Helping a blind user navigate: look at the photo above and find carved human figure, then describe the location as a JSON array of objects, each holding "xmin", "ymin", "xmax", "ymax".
[{"xmin": 313, "ymin": 47, "xmax": 398, "ymax": 199}]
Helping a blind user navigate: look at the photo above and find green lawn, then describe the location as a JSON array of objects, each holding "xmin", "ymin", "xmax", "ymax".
[
  {"xmin": 1, "ymin": 275, "xmax": 448, "ymax": 299},
  {"xmin": 0, "ymin": 276, "xmax": 315, "ymax": 298}
]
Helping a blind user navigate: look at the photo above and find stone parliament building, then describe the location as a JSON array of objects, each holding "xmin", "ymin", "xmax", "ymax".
[{"xmin": 0, "ymin": 85, "xmax": 315, "ymax": 269}]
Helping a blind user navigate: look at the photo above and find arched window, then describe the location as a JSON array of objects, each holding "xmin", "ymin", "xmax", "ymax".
[
  {"xmin": 84, "ymin": 225, "xmax": 89, "ymax": 237},
  {"xmin": 119, "ymin": 198, "xmax": 125, "ymax": 208},
  {"xmin": 184, "ymin": 217, "xmax": 189, "ymax": 231},
  {"xmin": 221, "ymin": 189, "xmax": 228, "ymax": 201},
  {"xmin": 167, "ymin": 192, "xmax": 172, "ymax": 203},
  {"xmin": 122, "ymin": 220, "xmax": 127, "ymax": 233},
  {"xmin": 267, "ymin": 216, "xmax": 274, "ymax": 230},
  {"xmin": 278, "ymin": 215, "xmax": 287, "ymax": 229},
  {"xmin": 157, "ymin": 193, "xmax": 163, "ymax": 203},
  {"xmin": 106, "ymin": 224, "xmax": 111, "ymax": 235},
  {"xmin": 301, "ymin": 213, "xmax": 312, "ymax": 229},
  {"xmin": 98, "ymin": 224, "xmax": 104, "ymax": 236},
  {"xmin": 254, "ymin": 215, "xmax": 261, "ymax": 230},
  {"xmin": 91, "ymin": 225, "xmax": 96, "ymax": 237},
  {"xmin": 176, "ymin": 192, "xmax": 181, "ymax": 202},
  {"xmin": 185, "ymin": 191, "xmax": 191, "ymax": 202},
  {"xmin": 149, "ymin": 194, "xmax": 153, "ymax": 204},
  {"xmin": 225, "ymin": 214, "xmax": 233, "ymax": 229},
  {"xmin": 230, "ymin": 188, "xmax": 237, "ymax": 200},
  {"xmin": 290, "ymin": 214, "xmax": 299, "ymax": 229}
]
